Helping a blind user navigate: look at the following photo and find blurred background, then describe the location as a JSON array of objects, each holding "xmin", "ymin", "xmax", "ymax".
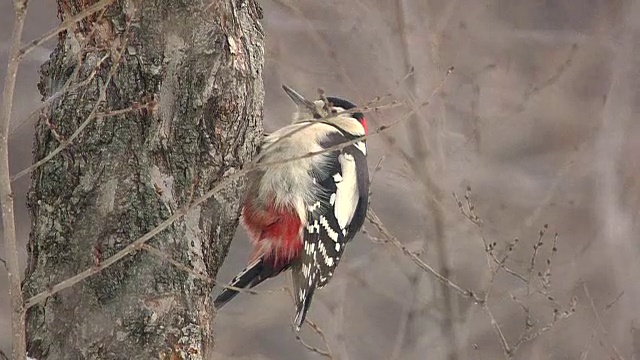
[{"xmin": 2, "ymin": 0, "xmax": 639, "ymax": 359}]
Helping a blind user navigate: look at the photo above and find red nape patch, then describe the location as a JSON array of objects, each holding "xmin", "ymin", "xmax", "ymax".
[
  {"xmin": 361, "ymin": 117, "xmax": 368, "ymax": 134},
  {"xmin": 241, "ymin": 202, "xmax": 302, "ymax": 270}
]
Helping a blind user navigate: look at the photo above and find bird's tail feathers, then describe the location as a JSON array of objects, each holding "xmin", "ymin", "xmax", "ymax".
[
  {"xmin": 293, "ymin": 287, "xmax": 315, "ymax": 331},
  {"xmin": 214, "ymin": 258, "xmax": 264, "ymax": 309},
  {"xmin": 291, "ymin": 263, "xmax": 317, "ymax": 331}
]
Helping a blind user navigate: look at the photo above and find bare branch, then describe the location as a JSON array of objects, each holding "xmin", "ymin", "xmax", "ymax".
[
  {"xmin": 604, "ymin": 291, "xmax": 624, "ymax": 312},
  {"xmin": 254, "ymin": 94, "xmax": 401, "ymax": 164},
  {"xmin": 493, "ymin": 238, "xmax": 527, "ymax": 284},
  {"xmin": 582, "ymin": 282, "xmax": 624, "ymax": 360},
  {"xmin": 484, "ymin": 304, "xmax": 512, "ymax": 358},
  {"xmin": 280, "ymin": 286, "xmax": 334, "ymax": 358},
  {"xmin": 522, "ymin": 44, "xmax": 579, "ymax": 102},
  {"xmin": 368, "ymin": 156, "xmax": 386, "ymax": 198},
  {"xmin": 579, "ymin": 290, "xmax": 624, "ymax": 360},
  {"xmin": 294, "ymin": 319, "xmax": 334, "ymax": 359},
  {"xmin": 294, "ymin": 333, "xmax": 332, "ymax": 359},
  {"xmin": 451, "ymin": 187, "xmax": 577, "ymax": 358},
  {"xmin": 510, "ymin": 293, "xmax": 534, "ymax": 336},
  {"xmin": 10, "ymin": 26, "xmax": 111, "ymax": 137},
  {"xmin": 11, "ymin": 28, "xmax": 129, "ymax": 182},
  {"xmin": 366, "ymin": 209, "xmax": 481, "ymax": 303},
  {"xmin": 0, "ymin": 1, "xmax": 29, "ymax": 358},
  {"xmin": 141, "ymin": 244, "xmax": 285, "ymax": 297},
  {"xmin": 512, "ymin": 297, "xmax": 576, "ymax": 352},
  {"xmin": 24, "ymin": 166, "xmax": 244, "ymax": 308},
  {"xmin": 142, "ymin": 244, "xmax": 213, "ymax": 283},
  {"xmin": 17, "ymin": 0, "xmax": 116, "ymax": 61},
  {"xmin": 540, "ymin": 233, "xmax": 558, "ymax": 291},
  {"xmin": 527, "ymin": 225, "xmax": 547, "ymax": 295},
  {"xmin": 453, "ymin": 189, "xmax": 527, "ymax": 284},
  {"xmin": 94, "ymin": 101, "xmax": 157, "ymax": 118}
]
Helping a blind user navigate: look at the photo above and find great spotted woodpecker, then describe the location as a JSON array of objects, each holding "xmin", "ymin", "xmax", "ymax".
[{"xmin": 214, "ymin": 85, "xmax": 369, "ymax": 329}]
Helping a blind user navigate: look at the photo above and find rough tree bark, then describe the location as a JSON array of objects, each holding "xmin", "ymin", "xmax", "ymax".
[{"xmin": 21, "ymin": 1, "xmax": 264, "ymax": 358}]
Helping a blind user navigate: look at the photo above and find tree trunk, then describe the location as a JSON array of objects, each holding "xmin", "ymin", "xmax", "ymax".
[{"xmin": 21, "ymin": 1, "xmax": 263, "ymax": 359}]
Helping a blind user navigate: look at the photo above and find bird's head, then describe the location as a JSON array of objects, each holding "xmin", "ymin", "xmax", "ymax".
[{"xmin": 282, "ymin": 85, "xmax": 368, "ymax": 135}]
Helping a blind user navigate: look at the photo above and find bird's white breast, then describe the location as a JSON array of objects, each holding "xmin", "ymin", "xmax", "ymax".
[{"xmin": 257, "ymin": 122, "xmax": 336, "ymax": 222}]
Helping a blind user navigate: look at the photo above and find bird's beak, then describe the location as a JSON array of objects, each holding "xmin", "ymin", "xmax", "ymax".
[{"xmin": 282, "ymin": 85, "xmax": 318, "ymax": 114}]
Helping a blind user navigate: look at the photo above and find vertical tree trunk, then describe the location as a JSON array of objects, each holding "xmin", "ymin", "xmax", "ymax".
[{"xmin": 21, "ymin": 1, "xmax": 263, "ymax": 358}]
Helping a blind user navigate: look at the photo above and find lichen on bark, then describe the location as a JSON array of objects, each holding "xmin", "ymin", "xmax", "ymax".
[{"xmin": 22, "ymin": 1, "xmax": 264, "ymax": 359}]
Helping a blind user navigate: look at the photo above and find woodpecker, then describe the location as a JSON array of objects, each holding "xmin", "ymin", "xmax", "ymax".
[{"xmin": 214, "ymin": 85, "xmax": 369, "ymax": 330}]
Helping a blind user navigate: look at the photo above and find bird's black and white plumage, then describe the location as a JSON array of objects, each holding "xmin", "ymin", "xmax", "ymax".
[{"xmin": 214, "ymin": 85, "xmax": 369, "ymax": 330}]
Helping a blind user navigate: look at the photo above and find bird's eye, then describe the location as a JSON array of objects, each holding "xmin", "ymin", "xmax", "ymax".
[{"xmin": 331, "ymin": 109, "xmax": 337, "ymax": 114}]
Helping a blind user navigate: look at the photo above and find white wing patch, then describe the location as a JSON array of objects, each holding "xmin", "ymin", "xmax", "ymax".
[
  {"xmin": 306, "ymin": 219, "xmax": 320, "ymax": 236},
  {"xmin": 334, "ymin": 153, "xmax": 359, "ymax": 230},
  {"xmin": 354, "ymin": 141, "xmax": 367, "ymax": 155},
  {"xmin": 319, "ymin": 215, "xmax": 339, "ymax": 242},
  {"xmin": 308, "ymin": 200, "xmax": 321, "ymax": 212}
]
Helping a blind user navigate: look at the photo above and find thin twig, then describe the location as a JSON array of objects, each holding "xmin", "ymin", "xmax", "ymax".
[
  {"xmin": 11, "ymin": 28, "xmax": 129, "ymax": 182},
  {"xmin": 540, "ymin": 233, "xmax": 558, "ymax": 291},
  {"xmin": 510, "ymin": 293, "xmax": 534, "ymax": 336},
  {"xmin": 141, "ymin": 244, "xmax": 285, "ymax": 297},
  {"xmin": 17, "ymin": 0, "xmax": 116, "ymax": 61},
  {"xmin": 257, "ymin": 97, "xmax": 430, "ymax": 169},
  {"xmin": 295, "ymin": 332, "xmax": 332, "ymax": 359},
  {"xmin": 369, "ymin": 164, "xmax": 575, "ymax": 360},
  {"xmin": 10, "ymin": 7, "xmax": 110, "ymax": 137},
  {"xmin": 527, "ymin": 225, "xmax": 547, "ymax": 296},
  {"xmin": 94, "ymin": 101, "xmax": 157, "ymax": 118},
  {"xmin": 394, "ymin": 7, "xmax": 457, "ymax": 354},
  {"xmin": 366, "ymin": 209, "xmax": 481, "ymax": 303},
  {"xmin": 522, "ymin": 44, "xmax": 579, "ymax": 102},
  {"xmin": 493, "ymin": 238, "xmax": 526, "ymax": 283},
  {"xmin": 368, "ymin": 156, "xmax": 386, "ymax": 198},
  {"xmin": 0, "ymin": 1, "xmax": 29, "ymax": 359},
  {"xmin": 24, "ymin": 167, "xmax": 242, "ymax": 308},
  {"xmin": 604, "ymin": 291, "xmax": 624, "ymax": 311},
  {"xmin": 453, "ymin": 187, "xmax": 577, "ymax": 358},
  {"xmin": 582, "ymin": 282, "xmax": 624, "ymax": 360},
  {"xmin": 254, "ymin": 94, "xmax": 400, "ymax": 164},
  {"xmin": 454, "ymin": 189, "xmax": 549, "ymax": 287},
  {"xmin": 10, "ymin": 51, "xmax": 110, "ymax": 137},
  {"xmin": 142, "ymin": 244, "xmax": 213, "ymax": 283},
  {"xmin": 454, "ymin": 189, "xmax": 503, "ymax": 302},
  {"xmin": 294, "ymin": 319, "xmax": 334, "ymax": 359},
  {"xmin": 579, "ymin": 290, "xmax": 624, "ymax": 360},
  {"xmin": 484, "ymin": 304, "xmax": 512, "ymax": 357},
  {"xmin": 485, "ymin": 236, "xmax": 526, "ymax": 284},
  {"xmin": 281, "ymin": 287, "xmax": 333, "ymax": 358},
  {"xmin": 512, "ymin": 297, "xmax": 576, "ymax": 352}
]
